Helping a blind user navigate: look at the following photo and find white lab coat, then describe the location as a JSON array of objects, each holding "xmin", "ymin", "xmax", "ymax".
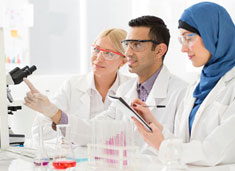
[
  {"xmin": 159, "ymin": 66, "xmax": 235, "ymax": 166},
  {"xmin": 68, "ymin": 65, "xmax": 188, "ymax": 146},
  {"xmin": 31, "ymin": 72, "xmax": 131, "ymax": 140}
]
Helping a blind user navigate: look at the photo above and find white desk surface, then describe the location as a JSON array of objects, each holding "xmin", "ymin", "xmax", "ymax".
[{"xmin": 1, "ymin": 149, "xmax": 235, "ymax": 171}]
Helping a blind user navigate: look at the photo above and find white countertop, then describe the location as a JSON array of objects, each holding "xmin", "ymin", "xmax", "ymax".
[{"xmin": 1, "ymin": 149, "xmax": 235, "ymax": 171}]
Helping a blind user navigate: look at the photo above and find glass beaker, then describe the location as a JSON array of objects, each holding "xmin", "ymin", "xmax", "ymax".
[
  {"xmin": 33, "ymin": 124, "xmax": 50, "ymax": 167},
  {"xmin": 52, "ymin": 124, "xmax": 76, "ymax": 170}
]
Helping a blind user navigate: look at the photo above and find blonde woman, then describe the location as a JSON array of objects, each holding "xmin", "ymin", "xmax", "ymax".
[{"xmin": 25, "ymin": 28, "xmax": 131, "ymax": 141}]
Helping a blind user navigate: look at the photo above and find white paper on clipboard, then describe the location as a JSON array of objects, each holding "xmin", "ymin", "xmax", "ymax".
[{"xmin": 108, "ymin": 95, "xmax": 152, "ymax": 132}]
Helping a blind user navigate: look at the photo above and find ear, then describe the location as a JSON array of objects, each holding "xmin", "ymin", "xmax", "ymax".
[
  {"xmin": 155, "ymin": 43, "xmax": 167, "ymax": 59},
  {"xmin": 118, "ymin": 57, "xmax": 127, "ymax": 69}
]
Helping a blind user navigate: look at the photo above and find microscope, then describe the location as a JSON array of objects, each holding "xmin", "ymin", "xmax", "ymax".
[{"xmin": 6, "ymin": 65, "xmax": 37, "ymax": 145}]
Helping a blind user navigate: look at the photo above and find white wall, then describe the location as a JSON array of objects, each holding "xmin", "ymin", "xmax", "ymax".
[
  {"xmin": 131, "ymin": 0, "xmax": 235, "ymax": 80},
  {"xmin": 3, "ymin": 0, "xmax": 235, "ymax": 139},
  {"xmin": 29, "ymin": 0, "xmax": 81, "ymax": 75},
  {"xmin": 5, "ymin": 0, "xmax": 235, "ymax": 77},
  {"xmin": 29, "ymin": 0, "xmax": 132, "ymax": 75}
]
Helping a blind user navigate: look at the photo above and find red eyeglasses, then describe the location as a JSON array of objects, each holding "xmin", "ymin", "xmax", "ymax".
[{"xmin": 91, "ymin": 45, "xmax": 124, "ymax": 60}]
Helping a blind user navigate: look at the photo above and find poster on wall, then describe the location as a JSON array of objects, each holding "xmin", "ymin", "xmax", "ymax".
[{"xmin": 1, "ymin": 4, "xmax": 33, "ymax": 70}]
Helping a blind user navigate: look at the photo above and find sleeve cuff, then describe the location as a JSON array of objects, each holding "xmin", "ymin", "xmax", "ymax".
[
  {"xmin": 58, "ymin": 111, "xmax": 68, "ymax": 124},
  {"xmin": 51, "ymin": 111, "xmax": 68, "ymax": 131},
  {"xmin": 162, "ymin": 125, "xmax": 174, "ymax": 139}
]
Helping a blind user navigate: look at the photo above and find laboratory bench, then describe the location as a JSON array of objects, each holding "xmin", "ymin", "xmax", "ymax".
[{"xmin": 1, "ymin": 148, "xmax": 235, "ymax": 171}]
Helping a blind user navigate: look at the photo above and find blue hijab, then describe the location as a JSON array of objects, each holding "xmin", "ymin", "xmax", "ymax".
[{"xmin": 179, "ymin": 2, "xmax": 235, "ymax": 133}]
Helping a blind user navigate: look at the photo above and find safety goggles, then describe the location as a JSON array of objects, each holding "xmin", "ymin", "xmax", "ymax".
[
  {"xmin": 121, "ymin": 39, "xmax": 160, "ymax": 52},
  {"xmin": 178, "ymin": 33, "xmax": 198, "ymax": 48},
  {"xmin": 91, "ymin": 45, "xmax": 124, "ymax": 60}
]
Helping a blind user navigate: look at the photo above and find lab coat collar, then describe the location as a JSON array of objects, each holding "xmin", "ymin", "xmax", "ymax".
[
  {"xmin": 75, "ymin": 72, "xmax": 93, "ymax": 112},
  {"xmin": 146, "ymin": 65, "xmax": 169, "ymax": 99},
  {"xmin": 145, "ymin": 65, "xmax": 169, "ymax": 111},
  {"xmin": 77, "ymin": 71, "xmax": 122, "ymax": 95},
  {"xmin": 191, "ymin": 67, "xmax": 235, "ymax": 136},
  {"xmin": 78, "ymin": 72, "xmax": 121, "ymax": 116},
  {"xmin": 223, "ymin": 66, "xmax": 235, "ymax": 83},
  {"xmin": 107, "ymin": 72, "xmax": 121, "ymax": 95},
  {"xmin": 124, "ymin": 78, "xmax": 139, "ymax": 100},
  {"xmin": 75, "ymin": 72, "xmax": 94, "ymax": 93},
  {"xmin": 181, "ymin": 86, "xmax": 196, "ymax": 141},
  {"xmin": 90, "ymin": 72, "xmax": 121, "ymax": 95},
  {"xmin": 124, "ymin": 65, "xmax": 169, "ymax": 106},
  {"xmin": 191, "ymin": 83, "xmax": 223, "ymax": 136}
]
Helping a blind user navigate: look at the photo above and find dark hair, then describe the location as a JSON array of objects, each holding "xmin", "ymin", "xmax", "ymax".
[{"xmin": 128, "ymin": 15, "xmax": 170, "ymax": 60}]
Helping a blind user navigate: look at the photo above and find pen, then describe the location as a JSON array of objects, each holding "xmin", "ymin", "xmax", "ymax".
[{"xmin": 142, "ymin": 105, "xmax": 166, "ymax": 108}]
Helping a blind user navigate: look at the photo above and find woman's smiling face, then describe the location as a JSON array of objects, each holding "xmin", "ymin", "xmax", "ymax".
[{"xmin": 179, "ymin": 28, "xmax": 211, "ymax": 67}]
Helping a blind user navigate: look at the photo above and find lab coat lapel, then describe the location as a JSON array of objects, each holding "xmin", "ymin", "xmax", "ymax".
[
  {"xmin": 124, "ymin": 78, "xmax": 138, "ymax": 103},
  {"xmin": 179, "ymin": 86, "xmax": 196, "ymax": 141},
  {"xmin": 76, "ymin": 72, "xmax": 92, "ymax": 117},
  {"xmin": 191, "ymin": 75, "xmax": 227, "ymax": 136},
  {"xmin": 145, "ymin": 65, "xmax": 169, "ymax": 112},
  {"xmin": 79, "ymin": 92, "xmax": 90, "ymax": 117}
]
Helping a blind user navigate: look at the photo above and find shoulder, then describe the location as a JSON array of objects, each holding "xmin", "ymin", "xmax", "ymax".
[
  {"xmin": 168, "ymin": 73, "xmax": 188, "ymax": 88},
  {"xmin": 118, "ymin": 72, "xmax": 135, "ymax": 84},
  {"xmin": 161, "ymin": 65, "xmax": 188, "ymax": 89},
  {"xmin": 158, "ymin": 67, "xmax": 189, "ymax": 99},
  {"xmin": 217, "ymin": 67, "xmax": 235, "ymax": 98},
  {"xmin": 119, "ymin": 76, "xmax": 137, "ymax": 87},
  {"xmin": 223, "ymin": 67, "xmax": 235, "ymax": 84},
  {"xmin": 116, "ymin": 76, "xmax": 137, "ymax": 93},
  {"xmin": 168, "ymin": 74, "xmax": 191, "ymax": 101},
  {"xmin": 62, "ymin": 72, "xmax": 93, "ymax": 91},
  {"xmin": 67, "ymin": 73, "xmax": 90, "ymax": 84}
]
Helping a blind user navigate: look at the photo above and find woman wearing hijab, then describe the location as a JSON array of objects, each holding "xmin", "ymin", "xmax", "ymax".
[{"xmin": 131, "ymin": 2, "xmax": 235, "ymax": 166}]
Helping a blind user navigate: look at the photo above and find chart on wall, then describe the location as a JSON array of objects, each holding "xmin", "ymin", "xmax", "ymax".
[{"xmin": 1, "ymin": 4, "xmax": 33, "ymax": 70}]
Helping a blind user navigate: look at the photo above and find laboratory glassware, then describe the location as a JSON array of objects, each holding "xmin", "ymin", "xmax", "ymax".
[
  {"xmin": 33, "ymin": 124, "xmax": 50, "ymax": 166},
  {"xmin": 53, "ymin": 124, "xmax": 76, "ymax": 169},
  {"xmin": 88, "ymin": 119, "xmax": 139, "ymax": 170}
]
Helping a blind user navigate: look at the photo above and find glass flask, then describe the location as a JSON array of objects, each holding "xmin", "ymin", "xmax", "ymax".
[
  {"xmin": 33, "ymin": 124, "xmax": 50, "ymax": 167},
  {"xmin": 52, "ymin": 124, "xmax": 76, "ymax": 170}
]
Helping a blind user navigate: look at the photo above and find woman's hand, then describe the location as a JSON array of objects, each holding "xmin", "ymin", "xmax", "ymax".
[
  {"xmin": 24, "ymin": 78, "xmax": 59, "ymax": 119},
  {"xmin": 131, "ymin": 98, "xmax": 163, "ymax": 131},
  {"xmin": 132, "ymin": 116, "xmax": 164, "ymax": 150}
]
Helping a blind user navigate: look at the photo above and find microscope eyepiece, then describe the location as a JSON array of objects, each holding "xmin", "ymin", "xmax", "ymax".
[
  {"xmin": 8, "ymin": 65, "xmax": 37, "ymax": 85},
  {"xmin": 24, "ymin": 65, "xmax": 37, "ymax": 75},
  {"xmin": 21, "ymin": 65, "xmax": 37, "ymax": 78}
]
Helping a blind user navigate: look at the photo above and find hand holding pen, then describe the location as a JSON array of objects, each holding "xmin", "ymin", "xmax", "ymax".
[
  {"xmin": 131, "ymin": 98, "xmax": 152, "ymax": 123},
  {"xmin": 131, "ymin": 98, "xmax": 164, "ymax": 150},
  {"xmin": 131, "ymin": 98, "xmax": 163, "ymax": 131}
]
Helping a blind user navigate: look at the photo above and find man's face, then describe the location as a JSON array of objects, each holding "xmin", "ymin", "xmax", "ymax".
[{"xmin": 124, "ymin": 27, "xmax": 160, "ymax": 82}]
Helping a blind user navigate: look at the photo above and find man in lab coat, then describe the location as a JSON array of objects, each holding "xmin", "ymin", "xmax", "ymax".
[
  {"xmin": 24, "ymin": 16, "xmax": 188, "ymax": 148},
  {"xmin": 55, "ymin": 16, "xmax": 188, "ymax": 146}
]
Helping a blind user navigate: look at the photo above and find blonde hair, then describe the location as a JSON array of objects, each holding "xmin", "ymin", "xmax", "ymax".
[{"xmin": 95, "ymin": 28, "xmax": 127, "ymax": 55}]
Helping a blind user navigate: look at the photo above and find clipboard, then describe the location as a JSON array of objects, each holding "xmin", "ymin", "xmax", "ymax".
[{"xmin": 108, "ymin": 95, "xmax": 152, "ymax": 132}]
